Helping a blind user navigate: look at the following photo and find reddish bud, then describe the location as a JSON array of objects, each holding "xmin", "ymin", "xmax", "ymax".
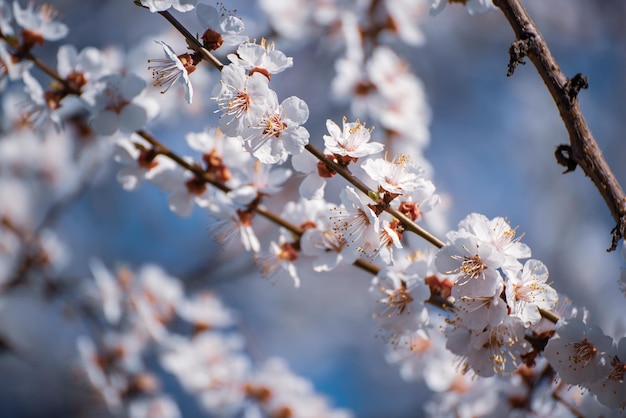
[
  {"xmin": 202, "ymin": 28, "xmax": 223, "ymax": 51},
  {"xmin": 185, "ymin": 176, "xmax": 207, "ymax": 195},
  {"xmin": 249, "ymin": 67, "xmax": 271, "ymax": 81},
  {"xmin": 65, "ymin": 71, "xmax": 87, "ymax": 91},
  {"xmin": 316, "ymin": 160, "xmax": 336, "ymax": 178},
  {"xmin": 137, "ymin": 149, "xmax": 159, "ymax": 170},
  {"xmin": 299, "ymin": 220, "xmax": 317, "ymax": 231},
  {"xmin": 398, "ymin": 201, "xmax": 420, "ymax": 221},
  {"xmin": 424, "ymin": 274, "xmax": 453, "ymax": 299}
]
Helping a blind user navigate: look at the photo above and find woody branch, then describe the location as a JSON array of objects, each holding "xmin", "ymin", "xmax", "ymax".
[{"xmin": 493, "ymin": 0, "xmax": 626, "ymax": 252}]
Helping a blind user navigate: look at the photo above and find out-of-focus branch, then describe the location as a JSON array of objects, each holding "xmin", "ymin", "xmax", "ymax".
[{"xmin": 493, "ymin": 0, "xmax": 626, "ymax": 251}]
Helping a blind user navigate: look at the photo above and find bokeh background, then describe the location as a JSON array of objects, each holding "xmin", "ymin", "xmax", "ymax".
[{"xmin": 1, "ymin": 1, "xmax": 625, "ymax": 417}]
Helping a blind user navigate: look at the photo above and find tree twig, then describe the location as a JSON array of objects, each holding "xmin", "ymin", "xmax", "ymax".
[{"xmin": 493, "ymin": 0, "xmax": 626, "ymax": 251}]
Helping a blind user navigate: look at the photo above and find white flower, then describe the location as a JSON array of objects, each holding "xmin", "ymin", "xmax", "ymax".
[
  {"xmin": 370, "ymin": 266, "xmax": 430, "ymax": 340},
  {"xmin": 83, "ymin": 73, "xmax": 148, "ymax": 136},
  {"xmin": 213, "ymin": 63, "xmax": 276, "ymax": 137},
  {"xmin": 544, "ymin": 318, "xmax": 614, "ymax": 385},
  {"xmin": 243, "ymin": 95, "xmax": 310, "ymax": 164},
  {"xmin": 76, "ymin": 336, "xmax": 123, "ymax": 412},
  {"xmin": 384, "ymin": 0, "xmax": 427, "ymax": 46},
  {"xmin": 88, "ymin": 258, "xmax": 123, "ymax": 325},
  {"xmin": 12, "ymin": 1, "xmax": 68, "ymax": 41},
  {"xmin": 160, "ymin": 332, "xmax": 250, "ymax": 415},
  {"xmin": 376, "ymin": 220, "xmax": 403, "ymax": 264},
  {"xmin": 361, "ymin": 154, "xmax": 426, "ymax": 196},
  {"xmin": 446, "ymin": 316, "xmax": 528, "ymax": 377},
  {"xmin": 430, "ymin": 0, "xmax": 496, "ymax": 16},
  {"xmin": 205, "ymin": 194, "xmax": 260, "ymax": 253},
  {"xmin": 148, "ymin": 40, "xmax": 194, "ymax": 104},
  {"xmin": 301, "ymin": 226, "xmax": 354, "ymax": 272},
  {"xmin": 147, "ymin": 156, "xmax": 209, "ymax": 218},
  {"xmin": 323, "ymin": 118, "xmax": 383, "ymax": 159},
  {"xmin": 588, "ymin": 336, "xmax": 626, "ymax": 410},
  {"xmin": 21, "ymin": 70, "xmax": 61, "ymax": 128},
  {"xmin": 0, "ymin": 1, "xmax": 14, "ymax": 35},
  {"xmin": 128, "ymin": 396, "xmax": 182, "ymax": 418},
  {"xmin": 246, "ymin": 357, "xmax": 352, "ymax": 418},
  {"xmin": 505, "ymin": 259, "xmax": 558, "ymax": 326},
  {"xmin": 435, "ymin": 235, "xmax": 505, "ymax": 290},
  {"xmin": 197, "ymin": 3, "xmax": 247, "ymax": 51},
  {"xmin": 331, "ymin": 187, "xmax": 380, "ymax": 259},
  {"xmin": 185, "ymin": 128, "xmax": 250, "ymax": 187},
  {"xmin": 256, "ymin": 239, "xmax": 302, "ymax": 287},
  {"xmin": 452, "ymin": 277, "xmax": 507, "ymax": 330},
  {"xmin": 114, "ymin": 134, "xmax": 164, "ymax": 191},
  {"xmin": 298, "ymin": 199, "xmax": 356, "ymax": 272},
  {"xmin": 291, "ymin": 151, "xmax": 330, "ymax": 200},
  {"xmin": 0, "ymin": 41, "xmax": 31, "ymax": 85},
  {"xmin": 57, "ymin": 44, "xmax": 106, "ymax": 84},
  {"xmin": 135, "ymin": 264, "xmax": 184, "ymax": 320},
  {"xmin": 140, "ymin": 0, "xmax": 197, "ymax": 13},
  {"xmin": 228, "ymin": 39, "xmax": 293, "ymax": 77},
  {"xmin": 177, "ymin": 292, "xmax": 235, "ymax": 329},
  {"xmin": 451, "ymin": 213, "xmax": 531, "ymax": 279},
  {"xmin": 332, "ymin": 47, "xmax": 431, "ymax": 151},
  {"xmin": 228, "ymin": 160, "xmax": 292, "ymax": 205}
]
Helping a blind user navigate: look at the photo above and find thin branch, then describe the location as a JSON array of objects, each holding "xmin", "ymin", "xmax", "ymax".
[
  {"xmin": 133, "ymin": 2, "xmax": 224, "ymax": 70},
  {"xmin": 136, "ymin": 130, "xmax": 303, "ymax": 236},
  {"xmin": 304, "ymin": 144, "xmax": 446, "ymax": 249},
  {"xmin": 140, "ymin": 2, "xmax": 446, "ymax": 250},
  {"xmin": 493, "ymin": 0, "xmax": 626, "ymax": 251}
]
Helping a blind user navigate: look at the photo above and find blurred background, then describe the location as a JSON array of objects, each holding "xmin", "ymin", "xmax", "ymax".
[{"xmin": 1, "ymin": 0, "xmax": 625, "ymax": 417}]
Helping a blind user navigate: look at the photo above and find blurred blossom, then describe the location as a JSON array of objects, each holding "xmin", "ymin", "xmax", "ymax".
[
  {"xmin": 227, "ymin": 39, "xmax": 293, "ymax": 77},
  {"xmin": 12, "ymin": 1, "xmax": 68, "ymax": 42},
  {"xmin": 82, "ymin": 73, "xmax": 150, "ymax": 136},
  {"xmin": 196, "ymin": 3, "xmax": 247, "ymax": 51},
  {"xmin": 140, "ymin": 0, "xmax": 197, "ymax": 13},
  {"xmin": 0, "ymin": 0, "xmax": 625, "ymax": 417}
]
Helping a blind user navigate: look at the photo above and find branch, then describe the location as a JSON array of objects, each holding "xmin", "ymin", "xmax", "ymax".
[
  {"xmin": 493, "ymin": 0, "xmax": 626, "ymax": 251},
  {"xmin": 304, "ymin": 144, "xmax": 446, "ymax": 249}
]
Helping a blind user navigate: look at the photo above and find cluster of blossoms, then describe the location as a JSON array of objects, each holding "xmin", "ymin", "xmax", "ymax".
[
  {"xmin": 0, "ymin": 0, "xmax": 624, "ymax": 417},
  {"xmin": 78, "ymin": 261, "xmax": 351, "ymax": 417},
  {"xmin": 435, "ymin": 213, "xmax": 555, "ymax": 377}
]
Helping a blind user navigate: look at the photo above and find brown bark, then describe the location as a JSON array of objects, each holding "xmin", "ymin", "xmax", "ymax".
[{"xmin": 493, "ymin": 0, "xmax": 626, "ymax": 251}]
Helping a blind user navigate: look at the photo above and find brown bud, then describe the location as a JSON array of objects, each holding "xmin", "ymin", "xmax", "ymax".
[{"xmin": 202, "ymin": 28, "xmax": 223, "ymax": 51}]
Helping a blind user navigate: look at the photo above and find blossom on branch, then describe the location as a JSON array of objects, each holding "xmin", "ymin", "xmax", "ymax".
[
  {"xmin": 197, "ymin": 3, "xmax": 247, "ymax": 51},
  {"xmin": 148, "ymin": 40, "xmax": 195, "ymax": 104},
  {"xmin": 227, "ymin": 39, "xmax": 293, "ymax": 78},
  {"xmin": 243, "ymin": 95, "xmax": 310, "ymax": 165},
  {"xmin": 139, "ymin": 0, "xmax": 197, "ymax": 13},
  {"xmin": 204, "ymin": 193, "xmax": 260, "ymax": 253},
  {"xmin": 544, "ymin": 318, "xmax": 614, "ymax": 386},
  {"xmin": 82, "ymin": 73, "xmax": 151, "ymax": 136},
  {"xmin": 323, "ymin": 117, "xmax": 383, "ymax": 160},
  {"xmin": 0, "ymin": 41, "xmax": 31, "ymax": 87},
  {"xmin": 430, "ymin": 0, "xmax": 496, "ymax": 16},
  {"xmin": 12, "ymin": 1, "xmax": 68, "ymax": 43},
  {"xmin": 505, "ymin": 259, "xmax": 558, "ymax": 326},
  {"xmin": 213, "ymin": 62, "xmax": 275, "ymax": 137},
  {"xmin": 361, "ymin": 154, "xmax": 427, "ymax": 197},
  {"xmin": 21, "ymin": 70, "xmax": 61, "ymax": 128},
  {"xmin": 114, "ymin": 134, "xmax": 164, "ymax": 191},
  {"xmin": 331, "ymin": 186, "xmax": 380, "ymax": 259}
]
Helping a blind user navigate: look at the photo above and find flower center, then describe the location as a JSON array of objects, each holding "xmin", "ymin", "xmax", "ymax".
[
  {"xmin": 456, "ymin": 254, "xmax": 487, "ymax": 280},
  {"xmin": 608, "ymin": 356, "xmax": 625, "ymax": 381},
  {"xmin": 262, "ymin": 113, "xmax": 287, "ymax": 138},
  {"xmin": 571, "ymin": 338, "xmax": 597, "ymax": 364}
]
